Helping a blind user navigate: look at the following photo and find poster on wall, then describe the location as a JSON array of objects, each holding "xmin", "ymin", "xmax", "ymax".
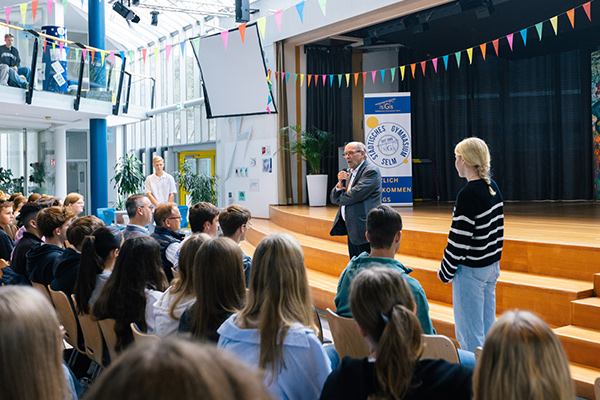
[
  {"xmin": 364, "ymin": 93, "xmax": 413, "ymax": 206},
  {"xmin": 591, "ymin": 50, "xmax": 600, "ymax": 200}
]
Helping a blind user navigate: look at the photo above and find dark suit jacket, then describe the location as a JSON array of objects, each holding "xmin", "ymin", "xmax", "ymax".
[{"xmin": 330, "ymin": 159, "xmax": 382, "ymax": 245}]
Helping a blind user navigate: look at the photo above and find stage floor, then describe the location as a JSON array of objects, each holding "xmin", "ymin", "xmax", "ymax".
[{"xmin": 272, "ymin": 201, "xmax": 600, "ymax": 248}]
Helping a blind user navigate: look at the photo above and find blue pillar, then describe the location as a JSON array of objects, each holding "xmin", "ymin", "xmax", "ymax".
[{"xmin": 89, "ymin": 0, "xmax": 107, "ymax": 213}]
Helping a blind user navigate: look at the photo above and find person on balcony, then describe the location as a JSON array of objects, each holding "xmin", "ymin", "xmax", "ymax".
[{"xmin": 0, "ymin": 33, "xmax": 30, "ymax": 89}]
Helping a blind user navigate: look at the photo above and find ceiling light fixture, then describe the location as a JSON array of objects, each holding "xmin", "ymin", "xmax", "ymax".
[{"xmin": 113, "ymin": 1, "xmax": 140, "ymax": 23}]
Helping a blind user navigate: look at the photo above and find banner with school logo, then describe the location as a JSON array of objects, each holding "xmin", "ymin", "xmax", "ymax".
[{"xmin": 364, "ymin": 93, "xmax": 412, "ymax": 206}]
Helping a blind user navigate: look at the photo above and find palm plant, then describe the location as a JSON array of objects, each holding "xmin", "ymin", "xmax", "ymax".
[
  {"xmin": 111, "ymin": 155, "xmax": 145, "ymax": 207},
  {"xmin": 174, "ymin": 160, "xmax": 217, "ymax": 205},
  {"xmin": 280, "ymin": 125, "xmax": 333, "ymax": 174}
]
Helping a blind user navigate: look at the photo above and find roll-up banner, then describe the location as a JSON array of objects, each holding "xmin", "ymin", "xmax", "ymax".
[{"xmin": 364, "ymin": 93, "xmax": 413, "ymax": 206}]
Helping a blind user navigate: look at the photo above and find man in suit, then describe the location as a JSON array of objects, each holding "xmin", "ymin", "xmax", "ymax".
[{"xmin": 330, "ymin": 141, "xmax": 382, "ymax": 259}]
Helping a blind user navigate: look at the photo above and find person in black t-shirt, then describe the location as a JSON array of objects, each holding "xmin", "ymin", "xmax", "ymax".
[{"xmin": 0, "ymin": 33, "xmax": 30, "ymax": 88}]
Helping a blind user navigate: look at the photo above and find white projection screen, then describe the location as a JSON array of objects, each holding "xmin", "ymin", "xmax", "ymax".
[{"xmin": 192, "ymin": 23, "xmax": 277, "ymax": 118}]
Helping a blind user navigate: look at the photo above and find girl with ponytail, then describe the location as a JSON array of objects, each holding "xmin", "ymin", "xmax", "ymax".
[
  {"xmin": 437, "ymin": 137, "xmax": 504, "ymax": 352},
  {"xmin": 73, "ymin": 225, "xmax": 122, "ymax": 315},
  {"xmin": 320, "ymin": 267, "xmax": 473, "ymax": 400}
]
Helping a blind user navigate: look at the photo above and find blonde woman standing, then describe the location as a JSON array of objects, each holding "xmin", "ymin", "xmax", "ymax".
[{"xmin": 438, "ymin": 137, "xmax": 504, "ymax": 352}]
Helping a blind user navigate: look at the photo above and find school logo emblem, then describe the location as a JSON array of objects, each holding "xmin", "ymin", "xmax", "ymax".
[{"xmin": 365, "ymin": 117, "xmax": 410, "ymax": 169}]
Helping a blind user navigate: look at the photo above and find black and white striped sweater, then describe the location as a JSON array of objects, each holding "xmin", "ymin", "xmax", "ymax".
[{"xmin": 438, "ymin": 179, "xmax": 504, "ymax": 283}]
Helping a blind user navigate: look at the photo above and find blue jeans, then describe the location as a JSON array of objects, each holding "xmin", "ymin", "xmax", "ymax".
[
  {"xmin": 7, "ymin": 68, "xmax": 26, "ymax": 88},
  {"xmin": 453, "ymin": 262, "xmax": 500, "ymax": 352}
]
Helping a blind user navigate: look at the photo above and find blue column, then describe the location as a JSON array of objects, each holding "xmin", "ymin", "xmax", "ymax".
[{"xmin": 89, "ymin": 0, "xmax": 107, "ymax": 213}]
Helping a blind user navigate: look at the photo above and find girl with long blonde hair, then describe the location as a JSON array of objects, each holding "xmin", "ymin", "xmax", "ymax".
[{"xmin": 218, "ymin": 233, "xmax": 331, "ymax": 400}]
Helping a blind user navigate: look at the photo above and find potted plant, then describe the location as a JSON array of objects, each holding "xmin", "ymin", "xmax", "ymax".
[
  {"xmin": 280, "ymin": 125, "xmax": 333, "ymax": 206},
  {"xmin": 111, "ymin": 154, "xmax": 145, "ymax": 212},
  {"xmin": 0, "ymin": 167, "xmax": 24, "ymax": 194},
  {"xmin": 29, "ymin": 162, "xmax": 47, "ymax": 194},
  {"xmin": 174, "ymin": 160, "xmax": 217, "ymax": 205}
]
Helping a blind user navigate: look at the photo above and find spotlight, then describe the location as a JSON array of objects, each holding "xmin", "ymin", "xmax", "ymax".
[
  {"xmin": 151, "ymin": 11, "xmax": 159, "ymax": 26},
  {"xmin": 132, "ymin": 0, "xmax": 139, "ymax": 5},
  {"xmin": 113, "ymin": 2, "xmax": 140, "ymax": 23}
]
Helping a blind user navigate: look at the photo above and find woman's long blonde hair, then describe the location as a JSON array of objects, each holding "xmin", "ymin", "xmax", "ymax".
[
  {"xmin": 455, "ymin": 137, "xmax": 496, "ymax": 195},
  {"xmin": 349, "ymin": 267, "xmax": 423, "ymax": 400},
  {"xmin": 0, "ymin": 286, "xmax": 68, "ymax": 400},
  {"xmin": 473, "ymin": 310, "xmax": 574, "ymax": 400},
  {"xmin": 237, "ymin": 233, "xmax": 317, "ymax": 376}
]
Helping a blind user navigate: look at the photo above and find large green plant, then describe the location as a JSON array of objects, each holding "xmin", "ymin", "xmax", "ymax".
[
  {"xmin": 29, "ymin": 162, "xmax": 46, "ymax": 186},
  {"xmin": 0, "ymin": 167, "xmax": 24, "ymax": 194},
  {"xmin": 111, "ymin": 155, "xmax": 145, "ymax": 206},
  {"xmin": 174, "ymin": 160, "xmax": 217, "ymax": 205},
  {"xmin": 280, "ymin": 125, "xmax": 333, "ymax": 175}
]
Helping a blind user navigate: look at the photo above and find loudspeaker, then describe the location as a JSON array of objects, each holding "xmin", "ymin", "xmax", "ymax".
[{"xmin": 235, "ymin": 0, "xmax": 249, "ymax": 23}]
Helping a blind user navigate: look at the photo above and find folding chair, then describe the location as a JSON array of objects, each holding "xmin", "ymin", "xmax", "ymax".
[
  {"xmin": 98, "ymin": 318, "xmax": 119, "ymax": 363},
  {"xmin": 130, "ymin": 322, "xmax": 160, "ymax": 345},
  {"xmin": 325, "ymin": 308, "xmax": 370, "ymax": 359},
  {"xmin": 31, "ymin": 281, "xmax": 53, "ymax": 305},
  {"xmin": 71, "ymin": 295, "xmax": 107, "ymax": 369},
  {"xmin": 420, "ymin": 334, "xmax": 460, "ymax": 363}
]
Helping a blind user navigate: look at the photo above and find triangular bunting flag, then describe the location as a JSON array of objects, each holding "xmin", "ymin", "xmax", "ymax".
[
  {"xmin": 142, "ymin": 48, "xmax": 147, "ymax": 63},
  {"xmin": 300, "ymin": 74, "xmax": 304, "ymax": 87},
  {"xmin": 317, "ymin": 0, "xmax": 326, "ymax": 16},
  {"xmin": 535, "ymin": 22, "xmax": 543, "ymax": 40},
  {"xmin": 220, "ymin": 30, "xmax": 229, "ymax": 50},
  {"xmin": 32, "ymin": 0, "xmax": 38, "ymax": 21},
  {"xmin": 567, "ymin": 9, "xmax": 575, "ymax": 28},
  {"xmin": 257, "ymin": 17, "xmax": 266, "ymax": 39},
  {"xmin": 266, "ymin": 106, "xmax": 271, "ymax": 114},
  {"xmin": 20, "ymin": 3, "xmax": 27, "ymax": 24},
  {"xmin": 165, "ymin": 44, "xmax": 172, "ymax": 61},
  {"xmin": 293, "ymin": 74, "xmax": 297, "ymax": 85},
  {"xmin": 337, "ymin": 74, "xmax": 342, "ymax": 87},
  {"xmin": 362, "ymin": 72, "xmax": 367, "ymax": 85},
  {"xmin": 433, "ymin": 58, "xmax": 438, "ymax": 73},
  {"xmin": 5, "ymin": 6, "xmax": 11, "ymax": 25},
  {"xmin": 520, "ymin": 29, "xmax": 527, "ymax": 46},
  {"xmin": 443, "ymin": 55, "xmax": 449, "ymax": 70},
  {"xmin": 345, "ymin": 73, "xmax": 350, "ymax": 87},
  {"xmin": 323, "ymin": 74, "xmax": 327, "ymax": 85},
  {"xmin": 267, "ymin": 70, "xmax": 271, "ymax": 81},
  {"xmin": 390, "ymin": 67, "xmax": 396, "ymax": 82},
  {"xmin": 583, "ymin": 2, "xmax": 591, "ymax": 21},
  {"xmin": 180, "ymin": 41, "xmax": 185, "ymax": 55},
  {"xmin": 329, "ymin": 74, "xmax": 333, "ymax": 86},
  {"xmin": 295, "ymin": 1, "xmax": 305, "ymax": 23},
  {"xmin": 493, "ymin": 39, "xmax": 499, "ymax": 56},
  {"xmin": 282, "ymin": 71, "xmax": 286, "ymax": 81},
  {"xmin": 100, "ymin": 51, "xmax": 105, "ymax": 66},
  {"xmin": 371, "ymin": 70, "xmax": 376, "ymax": 84},
  {"xmin": 420, "ymin": 61, "xmax": 426, "ymax": 75},
  {"xmin": 274, "ymin": 10, "xmax": 283, "ymax": 32},
  {"xmin": 153, "ymin": 47, "xmax": 158, "ymax": 60},
  {"xmin": 47, "ymin": 0, "xmax": 53, "ymax": 18},
  {"xmin": 354, "ymin": 73, "xmax": 359, "ymax": 86},
  {"xmin": 62, "ymin": 0, "xmax": 67, "ymax": 16},
  {"xmin": 307, "ymin": 74, "xmax": 312, "ymax": 86},
  {"xmin": 82, "ymin": 48, "xmax": 86, "ymax": 61},
  {"xmin": 128, "ymin": 50, "xmax": 134, "ymax": 63},
  {"xmin": 119, "ymin": 50, "xmax": 124, "ymax": 62},
  {"xmin": 507, "ymin": 33, "xmax": 514, "ymax": 51},
  {"xmin": 381, "ymin": 69, "xmax": 385, "ymax": 83},
  {"xmin": 550, "ymin": 16, "xmax": 558, "ymax": 35},
  {"xmin": 90, "ymin": 49, "xmax": 95, "ymax": 65},
  {"xmin": 237, "ymin": 23, "xmax": 246, "ymax": 44},
  {"xmin": 275, "ymin": 71, "xmax": 278, "ymax": 80},
  {"xmin": 400, "ymin": 65, "xmax": 405, "ymax": 80},
  {"xmin": 110, "ymin": 51, "xmax": 114, "ymax": 67},
  {"xmin": 410, "ymin": 63, "xmax": 416, "ymax": 78},
  {"xmin": 43, "ymin": 39, "xmax": 47, "ymax": 53},
  {"xmin": 467, "ymin": 48, "xmax": 473, "ymax": 64},
  {"xmin": 59, "ymin": 41, "xmax": 63, "ymax": 56},
  {"xmin": 52, "ymin": 42, "xmax": 55, "ymax": 51},
  {"xmin": 285, "ymin": 72, "xmax": 289, "ymax": 83},
  {"xmin": 455, "ymin": 51, "xmax": 461, "ymax": 67},
  {"xmin": 480, "ymin": 43, "xmax": 487, "ymax": 61},
  {"xmin": 74, "ymin": 48, "xmax": 79, "ymax": 60}
]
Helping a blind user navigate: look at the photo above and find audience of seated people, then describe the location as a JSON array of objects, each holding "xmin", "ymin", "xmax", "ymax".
[
  {"xmin": 218, "ymin": 204, "xmax": 253, "ymax": 284},
  {"xmin": 92, "ymin": 236, "xmax": 167, "ymax": 352},
  {"xmin": 153, "ymin": 233, "xmax": 210, "ymax": 337},
  {"xmin": 150, "ymin": 202, "xmax": 185, "ymax": 281},
  {"xmin": 72, "ymin": 225, "xmax": 123, "ymax": 315},
  {"xmin": 178, "ymin": 236, "xmax": 246, "ymax": 342},
  {"xmin": 50, "ymin": 215, "xmax": 103, "ymax": 295},
  {"xmin": 218, "ymin": 233, "xmax": 332, "ymax": 400}
]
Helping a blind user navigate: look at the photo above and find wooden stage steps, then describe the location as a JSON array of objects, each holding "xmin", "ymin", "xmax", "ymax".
[{"xmin": 242, "ymin": 203, "xmax": 600, "ymax": 399}]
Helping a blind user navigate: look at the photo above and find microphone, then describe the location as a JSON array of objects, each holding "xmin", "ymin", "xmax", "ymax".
[{"xmin": 341, "ymin": 168, "xmax": 348, "ymax": 189}]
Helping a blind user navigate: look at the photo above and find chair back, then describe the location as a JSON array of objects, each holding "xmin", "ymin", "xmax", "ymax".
[
  {"xmin": 314, "ymin": 307, "xmax": 324, "ymax": 343},
  {"xmin": 178, "ymin": 205, "xmax": 189, "ymax": 228},
  {"xmin": 71, "ymin": 295, "xmax": 106, "ymax": 367},
  {"xmin": 98, "ymin": 318, "xmax": 119, "ymax": 363},
  {"xmin": 474, "ymin": 346, "xmax": 483, "ymax": 364},
  {"xmin": 420, "ymin": 334, "xmax": 460, "ymax": 363},
  {"xmin": 48, "ymin": 287, "xmax": 84, "ymax": 354},
  {"xmin": 130, "ymin": 322, "xmax": 160, "ymax": 345},
  {"xmin": 325, "ymin": 308, "xmax": 370, "ymax": 359},
  {"xmin": 96, "ymin": 207, "xmax": 116, "ymax": 226},
  {"xmin": 31, "ymin": 281, "xmax": 53, "ymax": 305}
]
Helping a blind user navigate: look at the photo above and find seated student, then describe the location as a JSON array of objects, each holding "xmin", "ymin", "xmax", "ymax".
[
  {"xmin": 83, "ymin": 338, "xmax": 273, "ymax": 400},
  {"xmin": 50, "ymin": 215, "xmax": 103, "ymax": 295},
  {"xmin": 63, "ymin": 193, "xmax": 85, "ymax": 217},
  {"xmin": 72, "ymin": 225, "xmax": 122, "ymax": 315},
  {"xmin": 473, "ymin": 310, "xmax": 574, "ymax": 400},
  {"xmin": 6, "ymin": 202, "xmax": 46, "ymax": 282},
  {"xmin": 26, "ymin": 206, "xmax": 76, "ymax": 286},
  {"xmin": 93, "ymin": 236, "xmax": 167, "ymax": 352},
  {"xmin": 321, "ymin": 267, "xmax": 473, "ymax": 400},
  {"xmin": 178, "ymin": 236, "xmax": 246, "ymax": 342},
  {"xmin": 219, "ymin": 204, "xmax": 252, "ymax": 285},
  {"xmin": 0, "ymin": 286, "xmax": 80, "ymax": 400},
  {"xmin": 153, "ymin": 233, "xmax": 210, "ymax": 337},
  {"xmin": 335, "ymin": 205, "xmax": 435, "ymax": 335},
  {"xmin": 150, "ymin": 202, "xmax": 185, "ymax": 282},
  {"xmin": 218, "ymin": 233, "xmax": 332, "ymax": 400},
  {"xmin": 0, "ymin": 200, "xmax": 15, "ymax": 261},
  {"xmin": 1, "ymin": 197, "xmax": 19, "ymax": 240}
]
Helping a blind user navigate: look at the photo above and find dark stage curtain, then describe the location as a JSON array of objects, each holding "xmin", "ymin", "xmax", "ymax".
[
  {"xmin": 306, "ymin": 46, "xmax": 353, "ymax": 196},
  {"xmin": 398, "ymin": 48, "xmax": 593, "ymax": 201}
]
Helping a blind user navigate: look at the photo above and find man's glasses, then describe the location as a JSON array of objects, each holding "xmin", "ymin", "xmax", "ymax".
[
  {"xmin": 343, "ymin": 150, "xmax": 361, "ymax": 157},
  {"xmin": 167, "ymin": 216, "xmax": 182, "ymax": 220}
]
